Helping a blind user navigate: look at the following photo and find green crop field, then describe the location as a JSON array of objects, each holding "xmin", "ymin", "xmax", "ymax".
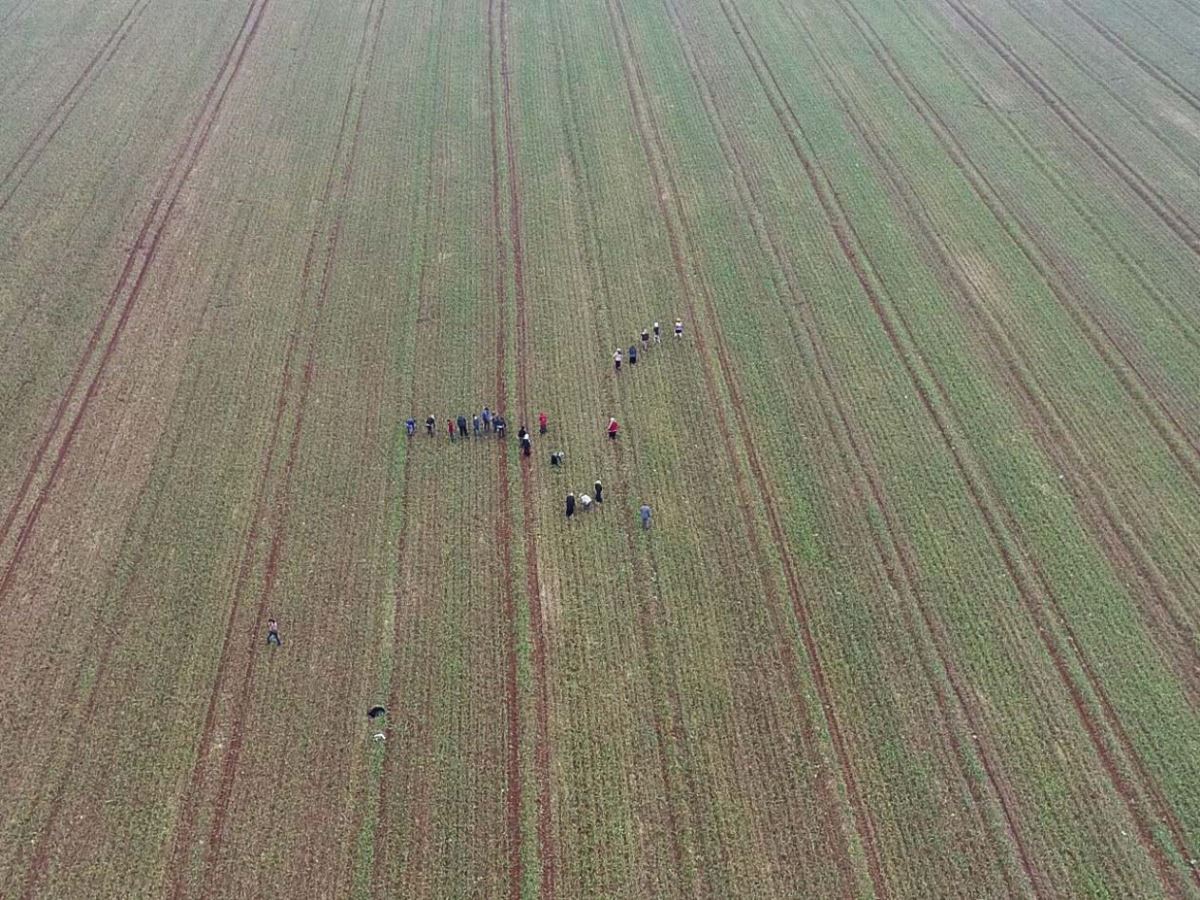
[{"xmin": 2, "ymin": 0, "xmax": 1199, "ymax": 895}]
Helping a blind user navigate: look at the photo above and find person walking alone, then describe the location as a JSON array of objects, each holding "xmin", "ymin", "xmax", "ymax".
[
  {"xmin": 538, "ymin": 411, "xmax": 548, "ymax": 435},
  {"xmin": 594, "ymin": 480, "xmax": 603, "ymax": 503},
  {"xmin": 267, "ymin": 618, "xmax": 282, "ymax": 647},
  {"xmin": 607, "ymin": 417, "xmax": 619, "ymax": 441},
  {"xmin": 640, "ymin": 503, "xmax": 652, "ymax": 530},
  {"xmin": 566, "ymin": 492, "xmax": 576, "ymax": 519}
]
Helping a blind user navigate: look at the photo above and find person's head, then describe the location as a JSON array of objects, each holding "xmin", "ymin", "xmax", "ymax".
[{"xmin": 268, "ymin": 618, "xmax": 277, "ymax": 626}]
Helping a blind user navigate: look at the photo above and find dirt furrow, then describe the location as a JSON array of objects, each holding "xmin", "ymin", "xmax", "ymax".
[
  {"xmin": 1055, "ymin": 0, "xmax": 1200, "ymax": 115},
  {"xmin": 940, "ymin": 0, "xmax": 1200, "ymax": 257},
  {"xmin": 0, "ymin": 0, "xmax": 271, "ymax": 602},
  {"xmin": 664, "ymin": 0, "xmax": 1045, "ymax": 892},
  {"xmin": 194, "ymin": 2, "xmax": 388, "ymax": 891},
  {"xmin": 366, "ymin": 5, "xmax": 453, "ymax": 894},
  {"xmin": 495, "ymin": 0, "xmax": 556, "ymax": 892},
  {"xmin": 823, "ymin": 0, "xmax": 1200, "ymax": 682},
  {"xmin": 484, "ymin": 0, "xmax": 523, "ymax": 891},
  {"xmin": 0, "ymin": 0, "xmax": 152, "ymax": 213},
  {"xmin": 722, "ymin": 0, "xmax": 1199, "ymax": 888},
  {"xmin": 545, "ymin": 3, "xmax": 692, "ymax": 883},
  {"xmin": 601, "ymin": 0, "xmax": 883, "ymax": 893},
  {"xmin": 0, "ymin": 0, "xmax": 35, "ymax": 28}
]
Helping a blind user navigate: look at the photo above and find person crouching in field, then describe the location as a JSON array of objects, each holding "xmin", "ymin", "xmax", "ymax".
[{"xmin": 607, "ymin": 418, "xmax": 619, "ymax": 441}]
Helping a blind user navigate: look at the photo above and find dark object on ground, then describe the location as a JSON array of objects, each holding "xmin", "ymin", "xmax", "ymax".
[{"xmin": 368, "ymin": 706, "xmax": 387, "ymax": 719}]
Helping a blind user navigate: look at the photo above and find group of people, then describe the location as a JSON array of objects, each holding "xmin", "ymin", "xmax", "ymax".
[
  {"xmin": 613, "ymin": 319, "xmax": 684, "ymax": 372},
  {"xmin": 405, "ymin": 408, "xmax": 550, "ymax": 450}
]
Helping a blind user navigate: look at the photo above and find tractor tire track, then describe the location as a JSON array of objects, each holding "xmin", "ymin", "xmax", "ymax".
[
  {"xmin": 485, "ymin": 0, "xmax": 523, "ymax": 891},
  {"xmin": 195, "ymin": 2, "xmax": 387, "ymax": 891},
  {"xmin": 880, "ymin": 0, "xmax": 1200, "ymax": 478},
  {"xmin": 495, "ymin": 0, "xmax": 556, "ymax": 892},
  {"xmin": 13, "ymin": 252, "xmax": 237, "ymax": 894},
  {"xmin": 545, "ymin": 4, "xmax": 693, "ymax": 885},
  {"xmin": 719, "ymin": 0, "xmax": 1200, "ymax": 890},
  {"xmin": 0, "ymin": 0, "xmax": 34, "ymax": 28},
  {"xmin": 601, "ymin": 0, "xmax": 883, "ymax": 893},
  {"xmin": 662, "ymin": 0, "xmax": 1046, "ymax": 893},
  {"xmin": 889, "ymin": 0, "xmax": 1200, "ymax": 362},
  {"xmin": 367, "ymin": 4, "xmax": 453, "ymax": 893},
  {"xmin": 162, "ymin": 3, "xmax": 383, "ymax": 894},
  {"xmin": 820, "ymin": 0, "xmax": 1200, "ymax": 682},
  {"xmin": 938, "ymin": 0, "xmax": 1200, "ymax": 258},
  {"xmin": 0, "ymin": 0, "xmax": 270, "ymax": 606},
  {"xmin": 1053, "ymin": 0, "xmax": 1200, "ymax": 114},
  {"xmin": 0, "ymin": 0, "xmax": 152, "ymax": 214},
  {"xmin": 994, "ymin": 0, "xmax": 1200, "ymax": 171}
]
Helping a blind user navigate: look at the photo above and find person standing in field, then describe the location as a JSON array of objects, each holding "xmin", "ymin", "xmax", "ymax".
[
  {"xmin": 473, "ymin": 414, "xmax": 481, "ymax": 437},
  {"xmin": 607, "ymin": 417, "xmax": 619, "ymax": 441},
  {"xmin": 267, "ymin": 618, "xmax": 282, "ymax": 647},
  {"xmin": 653, "ymin": 321, "xmax": 661, "ymax": 344},
  {"xmin": 482, "ymin": 406, "xmax": 492, "ymax": 433},
  {"xmin": 521, "ymin": 433, "xmax": 532, "ymax": 457},
  {"xmin": 426, "ymin": 414, "xmax": 436, "ymax": 437},
  {"xmin": 457, "ymin": 415, "xmax": 468, "ymax": 439},
  {"xmin": 496, "ymin": 416, "xmax": 507, "ymax": 438},
  {"xmin": 448, "ymin": 418, "xmax": 456, "ymax": 441},
  {"xmin": 628, "ymin": 343, "xmax": 638, "ymax": 366},
  {"xmin": 613, "ymin": 349, "xmax": 622, "ymax": 373},
  {"xmin": 566, "ymin": 492, "xmax": 576, "ymax": 519},
  {"xmin": 405, "ymin": 418, "xmax": 416, "ymax": 438},
  {"xmin": 594, "ymin": 480, "xmax": 603, "ymax": 503},
  {"xmin": 538, "ymin": 411, "xmax": 548, "ymax": 435},
  {"xmin": 641, "ymin": 328, "xmax": 649, "ymax": 352},
  {"xmin": 674, "ymin": 319, "xmax": 683, "ymax": 339},
  {"xmin": 640, "ymin": 504, "xmax": 652, "ymax": 530}
]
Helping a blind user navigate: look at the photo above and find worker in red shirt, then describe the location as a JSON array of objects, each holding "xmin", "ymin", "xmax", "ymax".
[
  {"xmin": 538, "ymin": 411, "xmax": 548, "ymax": 435},
  {"xmin": 607, "ymin": 417, "xmax": 619, "ymax": 441},
  {"xmin": 447, "ymin": 418, "xmax": 455, "ymax": 441}
]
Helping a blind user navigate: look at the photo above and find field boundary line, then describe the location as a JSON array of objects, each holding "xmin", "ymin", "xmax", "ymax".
[
  {"xmin": 0, "ymin": 0, "xmax": 153, "ymax": 213},
  {"xmin": 0, "ymin": 0, "xmax": 270, "ymax": 606},
  {"xmin": 717, "ymin": 0, "xmax": 1200, "ymax": 888},
  {"xmin": 660, "ymin": 0, "xmax": 1047, "ymax": 892},
  {"xmin": 601, "ymin": 0, "xmax": 887, "ymax": 893}
]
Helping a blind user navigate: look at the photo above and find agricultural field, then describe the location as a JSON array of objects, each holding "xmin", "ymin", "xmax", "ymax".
[{"xmin": 1, "ymin": 0, "xmax": 1199, "ymax": 894}]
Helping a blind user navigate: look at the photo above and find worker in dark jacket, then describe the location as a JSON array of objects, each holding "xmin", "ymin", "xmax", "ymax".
[
  {"xmin": 566, "ymin": 492, "xmax": 576, "ymax": 519},
  {"xmin": 594, "ymin": 480, "xmax": 603, "ymax": 503},
  {"xmin": 457, "ymin": 415, "xmax": 468, "ymax": 438},
  {"xmin": 628, "ymin": 344, "xmax": 637, "ymax": 365},
  {"xmin": 426, "ymin": 414, "xmax": 436, "ymax": 437}
]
